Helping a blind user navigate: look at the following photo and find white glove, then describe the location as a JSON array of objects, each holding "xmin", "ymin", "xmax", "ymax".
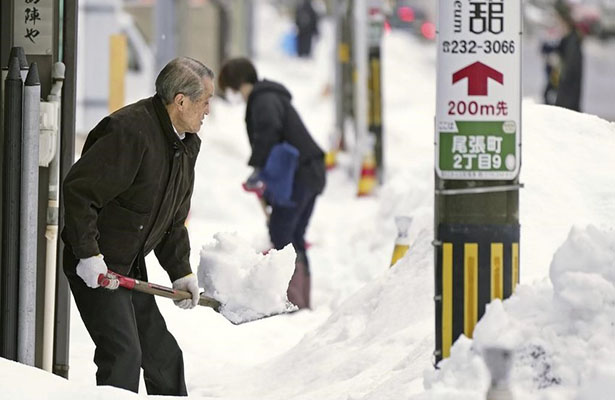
[
  {"xmin": 76, "ymin": 254, "xmax": 108, "ymax": 289},
  {"xmin": 172, "ymin": 273, "xmax": 200, "ymax": 309}
]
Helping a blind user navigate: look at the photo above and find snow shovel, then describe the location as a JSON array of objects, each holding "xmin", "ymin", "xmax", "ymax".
[{"xmin": 97, "ymin": 272, "xmax": 293, "ymax": 324}]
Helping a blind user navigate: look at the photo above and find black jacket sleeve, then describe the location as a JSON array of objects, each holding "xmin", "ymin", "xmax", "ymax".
[
  {"xmin": 62, "ymin": 117, "xmax": 146, "ymax": 259},
  {"xmin": 154, "ymin": 170, "xmax": 195, "ymax": 282},
  {"xmin": 247, "ymin": 93, "xmax": 285, "ymax": 168}
]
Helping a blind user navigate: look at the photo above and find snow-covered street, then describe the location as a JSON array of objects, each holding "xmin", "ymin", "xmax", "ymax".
[{"xmin": 2, "ymin": 2, "xmax": 615, "ymax": 399}]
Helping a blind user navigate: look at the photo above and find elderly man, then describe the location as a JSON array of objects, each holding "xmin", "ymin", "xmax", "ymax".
[{"xmin": 61, "ymin": 57, "xmax": 214, "ymax": 395}]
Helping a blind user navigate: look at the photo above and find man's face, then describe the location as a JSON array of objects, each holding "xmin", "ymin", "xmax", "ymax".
[{"xmin": 178, "ymin": 77, "xmax": 214, "ymax": 134}]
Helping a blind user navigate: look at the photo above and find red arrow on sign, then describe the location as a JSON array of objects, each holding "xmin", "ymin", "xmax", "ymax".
[{"xmin": 452, "ymin": 62, "xmax": 503, "ymax": 96}]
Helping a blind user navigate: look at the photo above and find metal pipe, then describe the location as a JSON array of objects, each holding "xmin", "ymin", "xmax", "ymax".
[
  {"xmin": 42, "ymin": 62, "xmax": 65, "ymax": 372},
  {"xmin": 9, "ymin": 46, "xmax": 29, "ymax": 81},
  {"xmin": 483, "ymin": 346, "xmax": 514, "ymax": 400},
  {"xmin": 1, "ymin": 56, "xmax": 23, "ymax": 361},
  {"xmin": 353, "ymin": 0, "xmax": 368, "ymax": 146},
  {"xmin": 55, "ymin": 0, "xmax": 79, "ymax": 377},
  {"xmin": 154, "ymin": 0, "xmax": 176, "ymax": 71},
  {"xmin": 352, "ymin": 0, "xmax": 370, "ymax": 183},
  {"xmin": 435, "ymin": 184, "xmax": 524, "ymax": 196},
  {"xmin": 18, "ymin": 62, "xmax": 41, "ymax": 366},
  {"xmin": 333, "ymin": 0, "xmax": 344, "ymax": 151}
]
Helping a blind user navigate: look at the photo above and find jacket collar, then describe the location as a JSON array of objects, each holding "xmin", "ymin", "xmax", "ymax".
[{"xmin": 152, "ymin": 94, "xmax": 201, "ymax": 157}]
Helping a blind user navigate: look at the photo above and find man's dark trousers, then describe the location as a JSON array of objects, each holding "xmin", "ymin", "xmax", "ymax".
[{"xmin": 64, "ymin": 248, "xmax": 188, "ymax": 395}]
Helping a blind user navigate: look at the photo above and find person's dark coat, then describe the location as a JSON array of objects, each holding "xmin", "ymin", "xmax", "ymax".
[
  {"xmin": 295, "ymin": 0, "xmax": 319, "ymax": 57},
  {"xmin": 555, "ymin": 29, "xmax": 583, "ymax": 111},
  {"xmin": 62, "ymin": 94, "xmax": 200, "ymax": 281},
  {"xmin": 245, "ymin": 79, "xmax": 325, "ymax": 196}
]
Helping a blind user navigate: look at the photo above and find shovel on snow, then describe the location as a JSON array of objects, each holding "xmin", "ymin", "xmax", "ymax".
[{"xmin": 97, "ymin": 272, "xmax": 294, "ymax": 325}]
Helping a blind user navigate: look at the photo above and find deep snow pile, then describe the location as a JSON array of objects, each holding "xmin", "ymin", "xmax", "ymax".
[
  {"xmin": 415, "ymin": 225, "xmax": 615, "ymax": 400},
  {"xmin": 197, "ymin": 233, "xmax": 297, "ymax": 324}
]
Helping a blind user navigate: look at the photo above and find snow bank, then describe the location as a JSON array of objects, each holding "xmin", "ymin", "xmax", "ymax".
[
  {"xmin": 197, "ymin": 232, "xmax": 298, "ymax": 324},
  {"xmin": 0, "ymin": 358, "xmax": 139, "ymax": 399},
  {"xmin": 417, "ymin": 225, "xmax": 615, "ymax": 400},
  {"xmin": 520, "ymin": 104, "xmax": 615, "ymax": 282},
  {"xmin": 192, "ymin": 229, "xmax": 435, "ymax": 400}
]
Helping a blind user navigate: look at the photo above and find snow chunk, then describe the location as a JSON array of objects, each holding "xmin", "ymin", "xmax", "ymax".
[
  {"xmin": 550, "ymin": 225, "xmax": 615, "ymax": 315},
  {"xmin": 197, "ymin": 232, "xmax": 298, "ymax": 324},
  {"xmin": 419, "ymin": 226, "xmax": 615, "ymax": 399}
]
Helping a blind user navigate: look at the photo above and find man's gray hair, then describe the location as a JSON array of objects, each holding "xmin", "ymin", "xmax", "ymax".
[{"xmin": 155, "ymin": 57, "xmax": 214, "ymax": 104}]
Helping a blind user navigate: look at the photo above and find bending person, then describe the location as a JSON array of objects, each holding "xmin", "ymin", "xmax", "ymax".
[
  {"xmin": 61, "ymin": 57, "xmax": 215, "ymax": 395},
  {"xmin": 218, "ymin": 57, "xmax": 326, "ymax": 309}
]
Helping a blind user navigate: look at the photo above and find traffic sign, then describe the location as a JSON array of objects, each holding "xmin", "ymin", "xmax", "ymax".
[{"xmin": 436, "ymin": 0, "xmax": 521, "ymax": 180}]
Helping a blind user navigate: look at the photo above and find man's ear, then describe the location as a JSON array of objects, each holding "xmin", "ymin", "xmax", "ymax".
[{"xmin": 173, "ymin": 93, "xmax": 185, "ymax": 108}]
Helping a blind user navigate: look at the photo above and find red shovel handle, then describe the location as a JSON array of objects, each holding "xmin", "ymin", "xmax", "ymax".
[
  {"xmin": 98, "ymin": 272, "xmax": 221, "ymax": 310},
  {"xmin": 98, "ymin": 272, "xmax": 135, "ymax": 290}
]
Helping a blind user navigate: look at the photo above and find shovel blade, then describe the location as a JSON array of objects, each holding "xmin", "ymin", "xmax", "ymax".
[{"xmin": 218, "ymin": 301, "xmax": 298, "ymax": 325}]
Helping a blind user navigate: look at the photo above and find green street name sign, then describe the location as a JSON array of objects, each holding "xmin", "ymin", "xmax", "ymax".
[{"xmin": 436, "ymin": 0, "xmax": 521, "ymax": 180}]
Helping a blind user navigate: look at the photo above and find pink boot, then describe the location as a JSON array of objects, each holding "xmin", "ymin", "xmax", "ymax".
[{"xmin": 287, "ymin": 258, "xmax": 310, "ymax": 309}]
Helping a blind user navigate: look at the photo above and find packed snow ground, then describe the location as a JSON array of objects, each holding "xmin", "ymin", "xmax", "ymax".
[{"xmin": 2, "ymin": 2, "xmax": 615, "ymax": 399}]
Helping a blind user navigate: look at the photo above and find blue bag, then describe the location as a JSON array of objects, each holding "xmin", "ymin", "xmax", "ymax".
[
  {"xmin": 280, "ymin": 29, "xmax": 298, "ymax": 56},
  {"xmin": 260, "ymin": 143, "xmax": 300, "ymax": 207}
]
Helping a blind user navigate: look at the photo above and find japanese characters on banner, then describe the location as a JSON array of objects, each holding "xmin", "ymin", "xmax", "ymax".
[
  {"xmin": 14, "ymin": 0, "xmax": 53, "ymax": 55},
  {"xmin": 436, "ymin": 0, "xmax": 521, "ymax": 180}
]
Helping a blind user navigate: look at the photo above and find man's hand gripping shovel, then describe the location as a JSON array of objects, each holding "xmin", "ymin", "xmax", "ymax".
[{"xmin": 98, "ymin": 272, "xmax": 291, "ymax": 325}]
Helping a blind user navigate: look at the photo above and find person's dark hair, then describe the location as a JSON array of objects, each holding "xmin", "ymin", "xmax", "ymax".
[
  {"xmin": 218, "ymin": 57, "xmax": 258, "ymax": 93},
  {"xmin": 155, "ymin": 56, "xmax": 214, "ymax": 105}
]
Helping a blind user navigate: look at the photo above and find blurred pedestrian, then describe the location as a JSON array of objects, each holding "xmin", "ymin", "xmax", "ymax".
[
  {"xmin": 218, "ymin": 57, "xmax": 326, "ymax": 310},
  {"xmin": 61, "ymin": 57, "xmax": 215, "ymax": 395},
  {"xmin": 295, "ymin": 0, "xmax": 319, "ymax": 58},
  {"xmin": 554, "ymin": 0, "xmax": 583, "ymax": 111},
  {"xmin": 540, "ymin": 38, "xmax": 560, "ymax": 106}
]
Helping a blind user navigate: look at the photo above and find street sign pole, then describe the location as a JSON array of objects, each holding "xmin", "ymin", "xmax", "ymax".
[{"xmin": 433, "ymin": 0, "xmax": 522, "ymax": 364}]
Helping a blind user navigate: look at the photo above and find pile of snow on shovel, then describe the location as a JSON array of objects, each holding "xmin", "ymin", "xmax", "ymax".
[{"xmin": 197, "ymin": 232, "xmax": 298, "ymax": 324}]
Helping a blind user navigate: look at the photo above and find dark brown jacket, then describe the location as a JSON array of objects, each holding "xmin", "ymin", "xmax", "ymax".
[{"xmin": 61, "ymin": 94, "xmax": 200, "ymax": 281}]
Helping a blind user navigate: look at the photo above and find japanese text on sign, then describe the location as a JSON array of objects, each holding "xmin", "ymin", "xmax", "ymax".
[
  {"xmin": 436, "ymin": 0, "xmax": 521, "ymax": 180},
  {"xmin": 14, "ymin": 0, "xmax": 53, "ymax": 55},
  {"xmin": 469, "ymin": 0, "xmax": 504, "ymax": 34},
  {"xmin": 451, "ymin": 135, "xmax": 503, "ymax": 169}
]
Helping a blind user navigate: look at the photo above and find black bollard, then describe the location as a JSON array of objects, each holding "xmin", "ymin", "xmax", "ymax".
[{"xmin": 1, "ymin": 57, "xmax": 24, "ymax": 361}]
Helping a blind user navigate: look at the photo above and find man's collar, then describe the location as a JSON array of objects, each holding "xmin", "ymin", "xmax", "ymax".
[
  {"xmin": 152, "ymin": 94, "xmax": 186, "ymax": 148},
  {"xmin": 171, "ymin": 124, "xmax": 186, "ymax": 140}
]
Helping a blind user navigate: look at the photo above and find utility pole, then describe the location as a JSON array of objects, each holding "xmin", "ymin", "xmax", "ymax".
[
  {"xmin": 367, "ymin": 0, "xmax": 384, "ymax": 182},
  {"xmin": 433, "ymin": 0, "xmax": 522, "ymax": 364}
]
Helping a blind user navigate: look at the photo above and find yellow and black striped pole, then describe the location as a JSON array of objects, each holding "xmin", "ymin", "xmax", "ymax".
[
  {"xmin": 435, "ymin": 223, "xmax": 520, "ymax": 362},
  {"xmin": 367, "ymin": 8, "xmax": 383, "ymax": 182}
]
